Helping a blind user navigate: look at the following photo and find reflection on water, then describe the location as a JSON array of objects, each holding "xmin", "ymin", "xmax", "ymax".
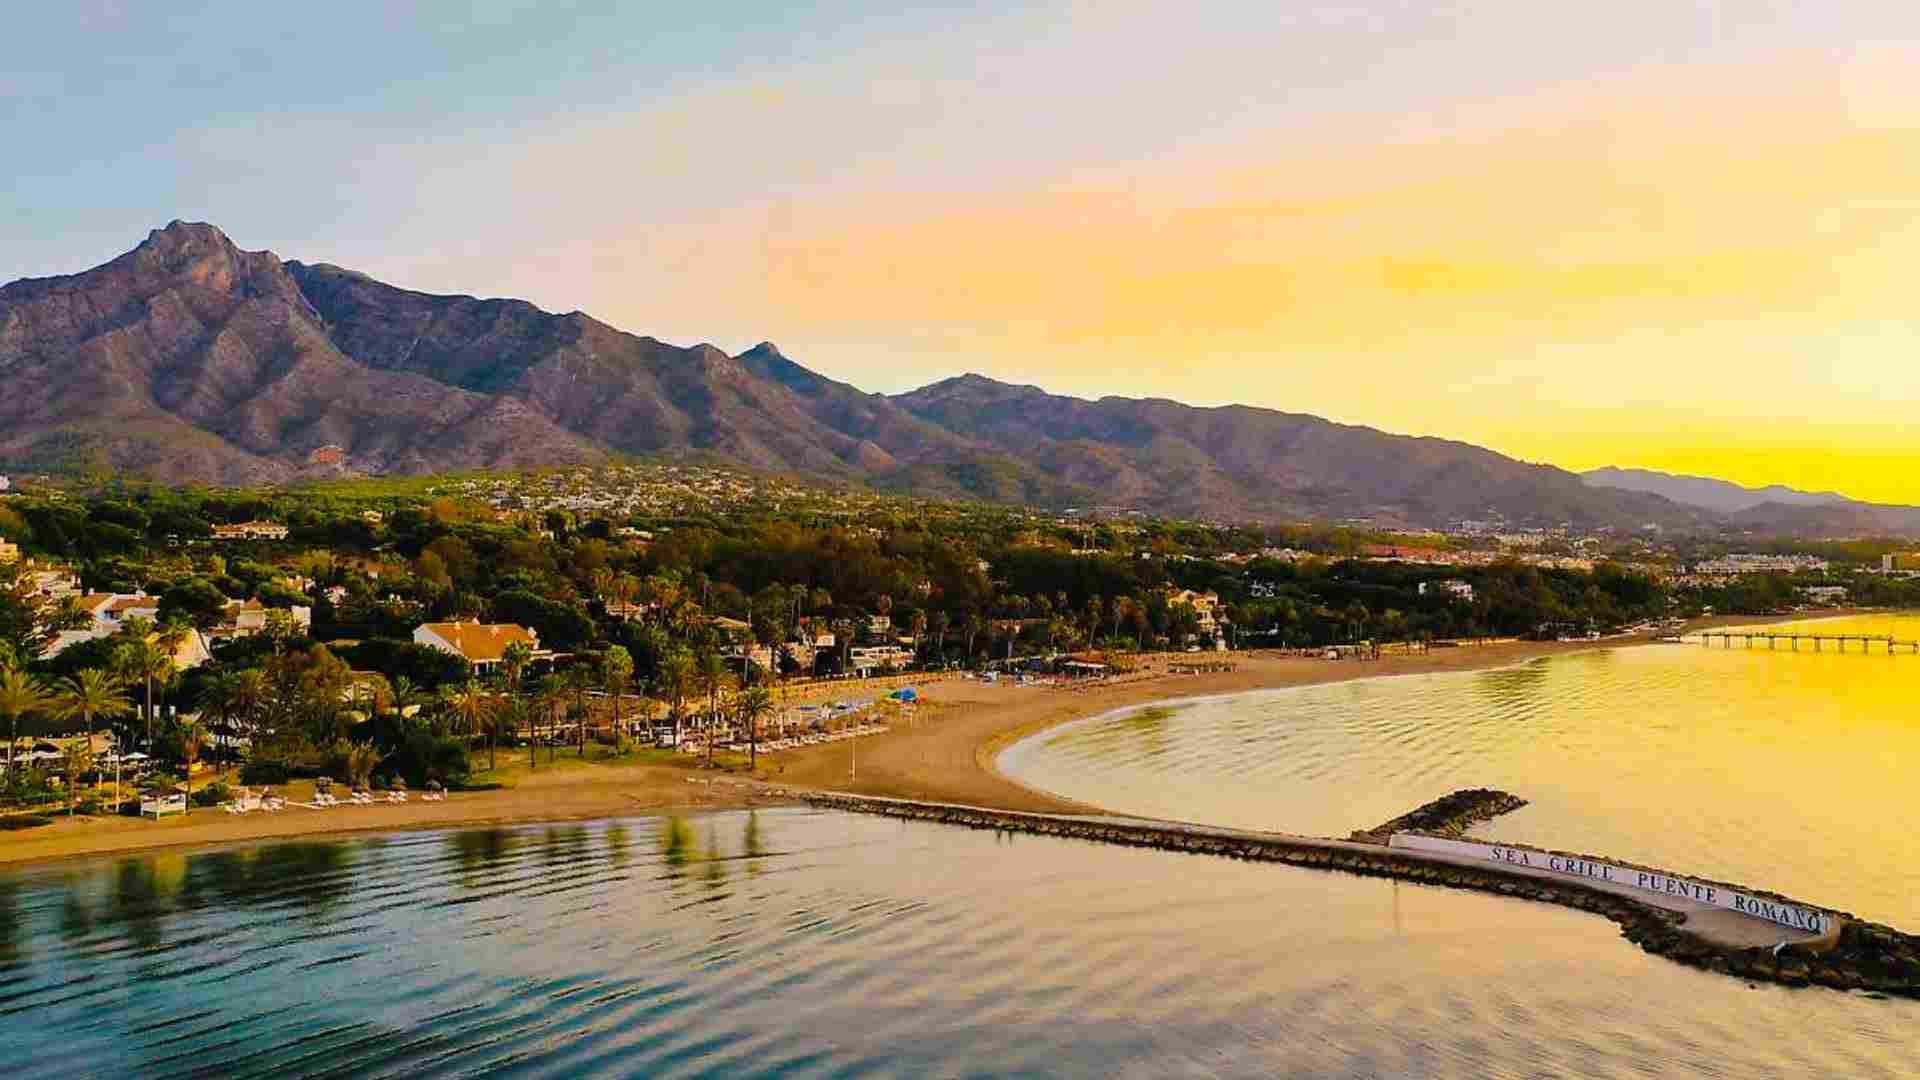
[
  {"xmin": 1003, "ymin": 615, "xmax": 1920, "ymax": 926},
  {"xmin": 1, "ymin": 810, "xmax": 1916, "ymax": 1077}
]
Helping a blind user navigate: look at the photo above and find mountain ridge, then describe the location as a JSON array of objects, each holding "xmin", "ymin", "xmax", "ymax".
[
  {"xmin": 0, "ymin": 221, "xmax": 1894, "ymax": 532},
  {"xmin": 1581, "ymin": 465, "xmax": 1852, "ymax": 513}
]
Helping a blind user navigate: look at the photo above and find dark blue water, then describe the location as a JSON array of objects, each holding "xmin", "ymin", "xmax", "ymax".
[{"xmin": 2, "ymin": 809, "xmax": 1914, "ymax": 1077}]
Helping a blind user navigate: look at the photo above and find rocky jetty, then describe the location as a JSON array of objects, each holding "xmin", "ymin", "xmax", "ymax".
[
  {"xmin": 1350, "ymin": 787, "xmax": 1528, "ymax": 843},
  {"xmin": 800, "ymin": 791, "xmax": 1920, "ymax": 998}
]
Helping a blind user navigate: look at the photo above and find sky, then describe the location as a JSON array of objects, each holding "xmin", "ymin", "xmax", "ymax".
[{"xmin": 8, "ymin": 2, "xmax": 1920, "ymax": 502}]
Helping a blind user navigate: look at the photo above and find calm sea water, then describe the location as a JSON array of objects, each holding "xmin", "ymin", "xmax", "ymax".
[
  {"xmin": 3, "ymin": 808, "xmax": 1917, "ymax": 1078},
  {"xmin": 1001, "ymin": 615, "xmax": 1920, "ymax": 928}
]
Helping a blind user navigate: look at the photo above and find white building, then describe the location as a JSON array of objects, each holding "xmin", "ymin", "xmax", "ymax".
[
  {"xmin": 848, "ymin": 645, "xmax": 914, "ymax": 674},
  {"xmin": 1419, "ymin": 579, "xmax": 1475, "ymax": 602}
]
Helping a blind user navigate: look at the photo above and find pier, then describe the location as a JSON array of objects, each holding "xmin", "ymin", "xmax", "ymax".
[{"xmin": 1686, "ymin": 630, "xmax": 1920, "ymax": 654}]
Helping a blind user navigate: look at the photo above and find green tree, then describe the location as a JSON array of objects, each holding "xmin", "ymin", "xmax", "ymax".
[
  {"xmin": 339, "ymin": 740, "xmax": 380, "ymax": 789},
  {"xmin": 442, "ymin": 682, "xmax": 501, "ymax": 771},
  {"xmin": 698, "ymin": 651, "xmax": 728, "ymax": 764},
  {"xmin": 56, "ymin": 668, "xmax": 131, "ymax": 767},
  {"xmin": 180, "ymin": 723, "xmax": 207, "ymax": 815},
  {"xmin": 61, "ymin": 739, "xmax": 93, "ymax": 817},
  {"xmin": 562, "ymin": 663, "xmax": 595, "ymax": 758},
  {"xmin": 737, "ymin": 684, "xmax": 773, "ymax": 771},
  {"xmin": 533, "ymin": 674, "xmax": 567, "ymax": 767},
  {"xmin": 603, "ymin": 645, "xmax": 633, "ymax": 743},
  {"xmin": 658, "ymin": 649, "xmax": 695, "ymax": 752},
  {"xmin": 0, "ymin": 666, "xmax": 54, "ymax": 774}
]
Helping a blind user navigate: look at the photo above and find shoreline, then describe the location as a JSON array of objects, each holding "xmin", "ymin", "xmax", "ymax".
[{"xmin": 0, "ymin": 611, "xmax": 1880, "ymax": 871}]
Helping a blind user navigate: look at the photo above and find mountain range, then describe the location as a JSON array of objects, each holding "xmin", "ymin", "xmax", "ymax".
[
  {"xmin": 1580, "ymin": 467, "xmax": 1850, "ymax": 514},
  {"xmin": 0, "ymin": 221, "xmax": 1907, "ymax": 534},
  {"xmin": 1581, "ymin": 467, "xmax": 1920, "ymax": 537}
]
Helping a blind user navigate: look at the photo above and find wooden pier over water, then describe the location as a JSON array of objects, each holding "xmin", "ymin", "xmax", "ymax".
[{"xmin": 1683, "ymin": 630, "xmax": 1920, "ymax": 654}]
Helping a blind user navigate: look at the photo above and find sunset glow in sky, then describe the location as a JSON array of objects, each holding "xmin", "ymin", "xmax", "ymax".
[{"xmin": 10, "ymin": 2, "xmax": 1920, "ymax": 500}]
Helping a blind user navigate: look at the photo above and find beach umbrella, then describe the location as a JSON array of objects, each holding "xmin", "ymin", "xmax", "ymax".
[{"xmin": 889, "ymin": 688, "xmax": 917, "ymax": 702}]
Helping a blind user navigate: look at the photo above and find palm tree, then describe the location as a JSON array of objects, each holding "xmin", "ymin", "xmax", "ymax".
[
  {"xmin": 611, "ymin": 573, "xmax": 640, "ymax": 616},
  {"xmin": 152, "ymin": 617, "xmax": 192, "ymax": 718},
  {"xmin": 737, "ymin": 685, "xmax": 773, "ymax": 771},
  {"xmin": 56, "ymin": 669, "xmax": 131, "ymax": 791},
  {"xmin": 533, "ymin": 674, "xmax": 567, "ymax": 767},
  {"xmin": 61, "ymin": 739, "xmax": 93, "ymax": 817},
  {"xmin": 113, "ymin": 632, "xmax": 166, "ymax": 745},
  {"xmin": 832, "ymin": 618, "xmax": 856, "ymax": 672},
  {"xmin": 181, "ymin": 723, "xmax": 207, "ymax": 815},
  {"xmin": 500, "ymin": 640, "xmax": 532, "ymax": 696},
  {"xmin": 386, "ymin": 675, "xmax": 429, "ymax": 727},
  {"xmin": 443, "ymin": 682, "xmax": 501, "ymax": 770},
  {"xmin": 0, "ymin": 667, "xmax": 53, "ymax": 774},
  {"xmin": 496, "ymin": 697, "xmax": 531, "ymax": 770},
  {"xmin": 198, "ymin": 670, "xmax": 243, "ymax": 762},
  {"xmin": 562, "ymin": 663, "xmax": 595, "ymax": 758},
  {"xmin": 697, "ymin": 651, "xmax": 727, "ymax": 764},
  {"xmin": 658, "ymin": 649, "xmax": 695, "ymax": 752},
  {"xmin": 603, "ymin": 646, "xmax": 633, "ymax": 744}
]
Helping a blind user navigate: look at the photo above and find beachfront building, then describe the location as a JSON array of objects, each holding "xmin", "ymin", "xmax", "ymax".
[
  {"xmin": 1165, "ymin": 588, "xmax": 1226, "ymax": 648},
  {"xmin": 412, "ymin": 620, "xmax": 545, "ymax": 673},
  {"xmin": 848, "ymin": 644, "xmax": 913, "ymax": 675}
]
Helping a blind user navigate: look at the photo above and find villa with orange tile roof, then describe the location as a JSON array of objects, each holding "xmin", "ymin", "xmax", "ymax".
[{"xmin": 412, "ymin": 620, "xmax": 545, "ymax": 672}]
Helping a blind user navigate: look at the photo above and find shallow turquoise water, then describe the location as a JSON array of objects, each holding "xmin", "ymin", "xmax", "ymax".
[{"xmin": 3, "ymin": 809, "xmax": 1917, "ymax": 1077}]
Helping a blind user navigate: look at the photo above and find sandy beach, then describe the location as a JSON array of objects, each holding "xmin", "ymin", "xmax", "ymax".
[
  {"xmin": 0, "ymin": 635, "xmax": 1635, "ymax": 867},
  {"xmin": 6, "ymin": 611, "xmax": 1875, "ymax": 869}
]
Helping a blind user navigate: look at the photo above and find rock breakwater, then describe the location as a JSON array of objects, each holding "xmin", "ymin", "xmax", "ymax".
[
  {"xmin": 799, "ymin": 791, "xmax": 1920, "ymax": 997},
  {"xmin": 1350, "ymin": 787, "xmax": 1527, "ymax": 843}
]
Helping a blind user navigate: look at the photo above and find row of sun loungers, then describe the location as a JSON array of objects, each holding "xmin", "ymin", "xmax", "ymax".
[
  {"xmin": 231, "ymin": 788, "xmax": 448, "ymax": 812},
  {"xmin": 724, "ymin": 723, "xmax": 889, "ymax": 755}
]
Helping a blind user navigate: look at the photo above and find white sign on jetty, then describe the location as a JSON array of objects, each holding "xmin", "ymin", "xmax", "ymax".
[{"xmin": 1388, "ymin": 834, "xmax": 1831, "ymax": 935}]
